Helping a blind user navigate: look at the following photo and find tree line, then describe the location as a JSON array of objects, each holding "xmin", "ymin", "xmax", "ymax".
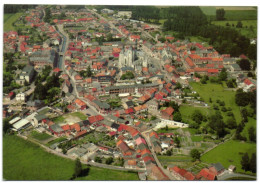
[{"xmin": 4, "ymin": 4, "xmax": 37, "ymax": 13}]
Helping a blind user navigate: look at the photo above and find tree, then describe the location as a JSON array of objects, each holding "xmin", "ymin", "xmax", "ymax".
[
  {"xmin": 73, "ymin": 158, "xmax": 82, "ymax": 178},
  {"xmin": 226, "ymin": 117, "xmax": 237, "ymax": 129},
  {"xmin": 174, "ymin": 137, "xmax": 181, "ymax": 148},
  {"xmin": 173, "ymin": 112, "xmax": 182, "ymax": 122},
  {"xmin": 238, "ymin": 59, "xmax": 251, "ymax": 71},
  {"xmin": 235, "ymin": 89, "xmax": 250, "ymax": 106},
  {"xmin": 248, "ymin": 126, "xmax": 256, "ymax": 142},
  {"xmin": 218, "ymin": 68, "xmax": 227, "ymax": 81},
  {"xmin": 250, "ymin": 153, "xmax": 256, "ymax": 173},
  {"xmin": 208, "ymin": 112, "xmax": 226, "ymax": 138},
  {"xmin": 216, "ymin": 8, "xmax": 225, "ymax": 20},
  {"xmin": 192, "ymin": 110, "xmax": 204, "ymax": 124},
  {"xmin": 3, "ymin": 117, "xmax": 12, "ymax": 134},
  {"xmin": 190, "ymin": 149, "xmax": 200, "ymax": 161},
  {"xmin": 241, "ymin": 153, "xmax": 250, "ymax": 171},
  {"xmin": 86, "ymin": 65, "xmax": 93, "ymax": 77},
  {"xmin": 241, "ymin": 108, "xmax": 248, "ymax": 122},
  {"xmin": 105, "ymin": 157, "xmax": 114, "ymax": 165},
  {"xmin": 236, "ymin": 21, "xmax": 243, "ymax": 28},
  {"xmin": 94, "ymin": 156, "xmax": 102, "ymax": 163},
  {"xmin": 209, "ymin": 97, "xmax": 212, "ymax": 103},
  {"xmin": 166, "ymin": 149, "xmax": 172, "ymax": 156},
  {"xmin": 165, "ymin": 125, "xmax": 169, "ymax": 131},
  {"xmin": 174, "ymin": 82, "xmax": 182, "ymax": 90}
]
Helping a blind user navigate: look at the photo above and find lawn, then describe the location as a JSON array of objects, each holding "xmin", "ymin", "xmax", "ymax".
[
  {"xmin": 3, "ymin": 135, "xmax": 139, "ymax": 180},
  {"xmin": 200, "ymin": 6, "xmax": 216, "ymax": 16},
  {"xmin": 30, "ymin": 130, "xmax": 53, "ymax": 141},
  {"xmin": 52, "ymin": 115, "xmax": 65, "ymax": 123},
  {"xmin": 191, "ymin": 136, "xmax": 203, "ymax": 142},
  {"xmin": 179, "ymin": 104, "xmax": 214, "ymax": 123},
  {"xmin": 4, "ymin": 12, "xmax": 23, "ymax": 32},
  {"xmin": 189, "ymin": 82, "xmax": 242, "ymax": 123},
  {"xmin": 70, "ymin": 112, "xmax": 87, "ymax": 120},
  {"xmin": 201, "ymin": 140, "xmax": 256, "ymax": 174}
]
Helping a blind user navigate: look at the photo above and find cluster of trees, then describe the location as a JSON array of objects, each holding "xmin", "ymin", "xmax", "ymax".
[
  {"xmin": 79, "ymin": 66, "xmax": 93, "ymax": 78},
  {"xmin": 235, "ymin": 89, "xmax": 256, "ymax": 115},
  {"xmin": 226, "ymin": 78, "xmax": 237, "ymax": 88},
  {"xmin": 241, "ymin": 153, "xmax": 256, "ymax": 173},
  {"xmin": 238, "ymin": 59, "xmax": 251, "ymax": 71},
  {"xmin": 216, "ymin": 9, "xmax": 225, "ymax": 20},
  {"xmin": 44, "ymin": 7, "xmax": 52, "ymax": 23},
  {"xmin": 4, "ymin": 4, "xmax": 37, "ymax": 13},
  {"xmin": 3, "ymin": 53, "xmax": 22, "ymax": 94},
  {"xmin": 120, "ymin": 71, "xmax": 135, "ymax": 80},
  {"xmin": 190, "ymin": 149, "xmax": 201, "ymax": 162},
  {"xmin": 33, "ymin": 67, "xmax": 63, "ymax": 103}
]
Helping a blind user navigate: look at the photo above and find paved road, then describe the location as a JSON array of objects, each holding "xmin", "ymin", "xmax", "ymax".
[
  {"xmin": 141, "ymin": 130, "xmax": 177, "ymax": 180},
  {"xmin": 218, "ymin": 170, "xmax": 256, "ymax": 180}
]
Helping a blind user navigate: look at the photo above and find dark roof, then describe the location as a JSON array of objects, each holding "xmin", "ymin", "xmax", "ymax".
[
  {"xmin": 83, "ymin": 120, "xmax": 90, "ymax": 126},
  {"xmin": 126, "ymin": 101, "xmax": 134, "ymax": 107},
  {"xmin": 111, "ymin": 123, "xmax": 120, "ymax": 130},
  {"xmin": 212, "ymin": 163, "xmax": 225, "ymax": 172},
  {"xmin": 50, "ymin": 124, "xmax": 64, "ymax": 133},
  {"xmin": 35, "ymin": 114, "xmax": 47, "ymax": 121}
]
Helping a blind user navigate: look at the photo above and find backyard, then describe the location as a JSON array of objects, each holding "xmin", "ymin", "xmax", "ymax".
[{"xmin": 51, "ymin": 112, "xmax": 87, "ymax": 124}]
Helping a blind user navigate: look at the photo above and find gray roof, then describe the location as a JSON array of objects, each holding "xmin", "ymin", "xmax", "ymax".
[
  {"xmin": 212, "ymin": 163, "xmax": 225, "ymax": 172},
  {"xmin": 121, "ymin": 66, "xmax": 134, "ymax": 71},
  {"xmin": 30, "ymin": 50, "xmax": 56, "ymax": 63},
  {"xmin": 35, "ymin": 114, "xmax": 47, "ymax": 121},
  {"xmin": 105, "ymin": 83, "xmax": 158, "ymax": 92},
  {"xmin": 20, "ymin": 65, "xmax": 34, "ymax": 76},
  {"xmin": 50, "ymin": 124, "xmax": 64, "ymax": 133},
  {"xmin": 93, "ymin": 100, "xmax": 110, "ymax": 109}
]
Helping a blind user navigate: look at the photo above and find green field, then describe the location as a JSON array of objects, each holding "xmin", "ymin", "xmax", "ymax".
[
  {"xmin": 4, "ymin": 13, "xmax": 15, "ymax": 23},
  {"xmin": 201, "ymin": 140, "xmax": 256, "ymax": 174},
  {"xmin": 179, "ymin": 104, "xmax": 214, "ymax": 123},
  {"xmin": 4, "ymin": 13, "xmax": 23, "ymax": 32},
  {"xmin": 191, "ymin": 136, "xmax": 204, "ymax": 142},
  {"xmin": 224, "ymin": 10, "xmax": 257, "ymax": 21},
  {"xmin": 212, "ymin": 20, "xmax": 257, "ymax": 38},
  {"xmin": 30, "ymin": 130, "xmax": 53, "ymax": 141},
  {"xmin": 200, "ymin": 7, "xmax": 216, "ymax": 16},
  {"xmin": 189, "ymin": 82, "xmax": 242, "ymax": 123},
  {"xmin": 75, "ymin": 167, "xmax": 138, "ymax": 180},
  {"xmin": 3, "ymin": 135, "xmax": 138, "ymax": 180}
]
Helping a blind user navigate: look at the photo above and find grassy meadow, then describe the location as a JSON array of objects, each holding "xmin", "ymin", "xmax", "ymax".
[
  {"xmin": 3, "ymin": 135, "xmax": 138, "ymax": 180},
  {"xmin": 201, "ymin": 140, "xmax": 256, "ymax": 174},
  {"xmin": 4, "ymin": 13, "xmax": 23, "ymax": 32}
]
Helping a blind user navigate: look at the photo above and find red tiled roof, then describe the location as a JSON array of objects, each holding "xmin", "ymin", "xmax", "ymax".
[
  {"xmin": 162, "ymin": 107, "xmax": 174, "ymax": 116},
  {"xmin": 61, "ymin": 124, "xmax": 70, "ymax": 131},
  {"xmin": 196, "ymin": 168, "xmax": 216, "ymax": 180},
  {"xmin": 244, "ymin": 78, "xmax": 253, "ymax": 85},
  {"xmin": 70, "ymin": 123, "xmax": 81, "ymax": 132},
  {"xmin": 185, "ymin": 57, "xmax": 195, "ymax": 67},
  {"xmin": 207, "ymin": 69, "xmax": 219, "ymax": 73},
  {"xmin": 74, "ymin": 99, "xmax": 86, "ymax": 106}
]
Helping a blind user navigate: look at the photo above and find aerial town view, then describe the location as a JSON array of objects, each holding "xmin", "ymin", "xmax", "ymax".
[{"xmin": 2, "ymin": 4, "xmax": 257, "ymax": 181}]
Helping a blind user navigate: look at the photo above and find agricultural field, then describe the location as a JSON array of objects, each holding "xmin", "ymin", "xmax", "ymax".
[
  {"xmin": 224, "ymin": 10, "xmax": 257, "ymax": 21},
  {"xmin": 211, "ymin": 20, "xmax": 257, "ymax": 39},
  {"xmin": 201, "ymin": 140, "xmax": 256, "ymax": 174},
  {"xmin": 4, "ymin": 13, "xmax": 23, "ymax": 32},
  {"xmin": 3, "ymin": 135, "xmax": 138, "ymax": 180}
]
